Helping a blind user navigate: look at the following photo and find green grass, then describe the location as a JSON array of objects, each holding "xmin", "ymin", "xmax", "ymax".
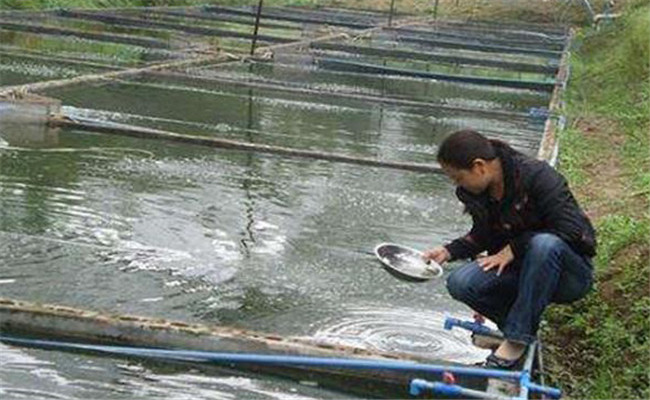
[{"xmin": 542, "ymin": 1, "xmax": 650, "ymax": 398}]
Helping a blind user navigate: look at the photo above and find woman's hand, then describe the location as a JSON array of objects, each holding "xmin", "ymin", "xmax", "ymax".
[
  {"xmin": 422, "ymin": 246, "xmax": 451, "ymax": 265},
  {"xmin": 477, "ymin": 245, "xmax": 514, "ymax": 276}
]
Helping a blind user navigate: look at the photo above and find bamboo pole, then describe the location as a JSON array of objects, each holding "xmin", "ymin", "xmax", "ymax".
[
  {"xmin": 47, "ymin": 115, "xmax": 443, "ymax": 174},
  {"xmin": 537, "ymin": 29, "xmax": 574, "ymax": 164},
  {"xmin": 0, "ymin": 54, "xmax": 233, "ymax": 98}
]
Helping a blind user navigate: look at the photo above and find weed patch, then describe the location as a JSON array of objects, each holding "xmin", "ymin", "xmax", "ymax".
[{"xmin": 542, "ymin": 2, "xmax": 650, "ymax": 398}]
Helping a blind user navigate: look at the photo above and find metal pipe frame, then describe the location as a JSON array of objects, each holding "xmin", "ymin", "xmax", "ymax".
[
  {"xmin": 316, "ymin": 58, "xmax": 556, "ymax": 91},
  {"xmin": 310, "ymin": 42, "xmax": 558, "ymax": 74},
  {"xmin": 0, "ymin": 20, "xmax": 170, "ymax": 49},
  {"xmin": 441, "ymin": 317, "xmax": 563, "ymax": 399},
  {"xmin": 54, "ymin": 9, "xmax": 295, "ymax": 44},
  {"xmin": 254, "ymin": 5, "xmax": 386, "ymax": 24},
  {"xmin": 203, "ymin": 5, "xmax": 375, "ymax": 30},
  {"xmin": 385, "ymin": 26, "xmax": 565, "ymax": 50},
  {"xmin": 378, "ymin": 32, "xmax": 563, "ymax": 57},
  {"xmin": 147, "ymin": 69, "xmax": 532, "ymax": 120},
  {"xmin": 428, "ymin": 19, "xmax": 568, "ymax": 37},
  {"xmin": 149, "ymin": 8, "xmax": 302, "ymax": 31}
]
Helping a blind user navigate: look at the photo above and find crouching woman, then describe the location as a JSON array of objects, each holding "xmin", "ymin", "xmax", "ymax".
[{"xmin": 423, "ymin": 130, "xmax": 596, "ymax": 368}]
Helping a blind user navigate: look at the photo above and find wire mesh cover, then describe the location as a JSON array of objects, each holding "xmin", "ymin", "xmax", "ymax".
[{"xmin": 375, "ymin": 243, "xmax": 443, "ymax": 282}]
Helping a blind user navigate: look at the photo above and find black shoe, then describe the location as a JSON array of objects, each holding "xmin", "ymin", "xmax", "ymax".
[
  {"xmin": 471, "ymin": 332, "xmax": 503, "ymax": 350},
  {"xmin": 484, "ymin": 352, "xmax": 524, "ymax": 370}
]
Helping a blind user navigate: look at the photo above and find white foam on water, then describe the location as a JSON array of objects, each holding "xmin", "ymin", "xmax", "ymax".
[{"xmin": 309, "ymin": 306, "xmax": 490, "ymax": 364}]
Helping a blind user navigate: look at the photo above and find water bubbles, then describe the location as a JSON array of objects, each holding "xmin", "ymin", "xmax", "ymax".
[
  {"xmin": 91, "ymin": 228, "xmax": 121, "ymax": 247},
  {"xmin": 310, "ymin": 306, "xmax": 489, "ymax": 364},
  {"xmin": 214, "ymin": 123, "xmax": 232, "ymax": 132},
  {"xmin": 210, "ymin": 238, "xmax": 242, "ymax": 263},
  {"xmin": 0, "ymin": 60, "xmax": 80, "ymax": 79}
]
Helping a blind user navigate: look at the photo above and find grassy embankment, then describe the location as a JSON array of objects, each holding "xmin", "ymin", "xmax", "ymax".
[{"xmin": 540, "ymin": 1, "xmax": 649, "ymax": 398}]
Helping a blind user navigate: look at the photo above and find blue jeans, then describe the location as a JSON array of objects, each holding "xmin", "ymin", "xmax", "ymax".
[{"xmin": 446, "ymin": 233, "xmax": 593, "ymax": 343}]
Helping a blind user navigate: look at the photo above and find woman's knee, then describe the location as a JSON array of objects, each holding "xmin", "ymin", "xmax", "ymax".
[
  {"xmin": 528, "ymin": 233, "xmax": 565, "ymax": 257},
  {"xmin": 446, "ymin": 263, "xmax": 476, "ymax": 301}
]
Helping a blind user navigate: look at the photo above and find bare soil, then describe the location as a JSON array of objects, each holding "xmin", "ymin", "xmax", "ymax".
[{"xmin": 570, "ymin": 115, "xmax": 627, "ymax": 219}]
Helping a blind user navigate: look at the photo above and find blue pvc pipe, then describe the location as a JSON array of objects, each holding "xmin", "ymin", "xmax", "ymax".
[
  {"xmin": 410, "ymin": 379, "xmax": 462, "ymax": 397},
  {"xmin": 444, "ymin": 316, "xmax": 503, "ymax": 338},
  {"xmin": 410, "ymin": 379, "xmax": 513, "ymax": 400},
  {"xmin": 0, "ymin": 335, "xmax": 521, "ymax": 380},
  {"xmin": 441, "ymin": 317, "xmax": 563, "ymax": 399},
  {"xmin": 411, "ymin": 377, "xmax": 562, "ymax": 400},
  {"xmin": 526, "ymin": 381, "xmax": 562, "ymax": 399}
]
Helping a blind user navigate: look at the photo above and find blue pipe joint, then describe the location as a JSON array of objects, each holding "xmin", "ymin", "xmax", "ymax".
[
  {"xmin": 409, "ymin": 379, "xmax": 429, "ymax": 396},
  {"xmin": 527, "ymin": 382, "xmax": 562, "ymax": 399},
  {"xmin": 520, "ymin": 370, "xmax": 562, "ymax": 399},
  {"xmin": 444, "ymin": 317, "xmax": 499, "ymax": 337},
  {"xmin": 410, "ymin": 379, "xmax": 462, "ymax": 397}
]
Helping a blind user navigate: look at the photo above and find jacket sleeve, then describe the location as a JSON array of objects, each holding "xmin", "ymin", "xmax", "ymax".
[
  {"xmin": 510, "ymin": 163, "xmax": 596, "ymax": 258},
  {"xmin": 444, "ymin": 213, "xmax": 491, "ymax": 261}
]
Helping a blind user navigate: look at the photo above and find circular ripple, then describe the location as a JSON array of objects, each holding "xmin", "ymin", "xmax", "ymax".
[{"xmin": 311, "ymin": 306, "xmax": 490, "ymax": 364}]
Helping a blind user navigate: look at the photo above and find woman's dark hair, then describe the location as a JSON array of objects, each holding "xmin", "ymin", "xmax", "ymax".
[{"xmin": 437, "ymin": 129, "xmax": 501, "ymax": 169}]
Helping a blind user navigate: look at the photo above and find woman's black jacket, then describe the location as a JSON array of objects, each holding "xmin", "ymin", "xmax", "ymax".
[{"xmin": 444, "ymin": 142, "xmax": 597, "ymax": 261}]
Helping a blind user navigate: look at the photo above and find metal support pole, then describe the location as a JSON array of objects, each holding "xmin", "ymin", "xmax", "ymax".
[
  {"xmin": 250, "ymin": 0, "xmax": 264, "ymax": 56},
  {"xmin": 518, "ymin": 342, "xmax": 538, "ymax": 400},
  {"xmin": 433, "ymin": 0, "xmax": 440, "ymax": 20},
  {"xmin": 388, "ymin": 0, "xmax": 396, "ymax": 26}
]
